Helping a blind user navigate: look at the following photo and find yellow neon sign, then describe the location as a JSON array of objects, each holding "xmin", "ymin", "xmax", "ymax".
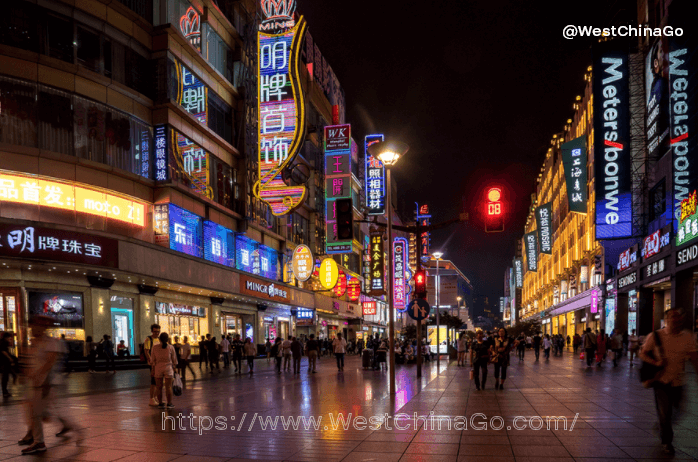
[{"xmin": 0, "ymin": 171, "xmax": 146, "ymax": 227}]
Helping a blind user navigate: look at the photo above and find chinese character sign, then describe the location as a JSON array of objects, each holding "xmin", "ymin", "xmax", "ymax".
[
  {"xmin": 325, "ymin": 124, "xmax": 353, "ymax": 254},
  {"xmin": 561, "ymin": 136, "xmax": 588, "ymax": 214},
  {"xmin": 203, "ymin": 221, "xmax": 234, "ymax": 267},
  {"xmin": 370, "ymin": 232, "xmax": 385, "ymax": 295},
  {"xmin": 535, "ymin": 202, "xmax": 553, "ymax": 254},
  {"xmin": 0, "ymin": 171, "xmax": 146, "ymax": 227},
  {"xmin": 173, "ymin": 130, "xmax": 212, "ymax": 199},
  {"xmin": 393, "ymin": 237, "xmax": 408, "ymax": 312},
  {"xmin": 677, "ymin": 190, "xmax": 698, "ymax": 246},
  {"xmin": 168, "ymin": 204, "xmax": 203, "ymax": 258},
  {"xmin": 525, "ymin": 231, "xmax": 538, "ymax": 271},
  {"xmin": 513, "ymin": 257, "xmax": 523, "ymax": 288},
  {"xmin": 417, "ymin": 204, "xmax": 431, "ymax": 262},
  {"xmin": 176, "ymin": 62, "xmax": 208, "ymax": 125},
  {"xmin": 255, "ymin": 17, "xmax": 308, "ymax": 216},
  {"xmin": 0, "ymin": 224, "xmax": 118, "ymax": 267},
  {"xmin": 154, "ymin": 125, "xmax": 169, "ymax": 182},
  {"xmin": 365, "ymin": 134, "xmax": 385, "ymax": 215}
]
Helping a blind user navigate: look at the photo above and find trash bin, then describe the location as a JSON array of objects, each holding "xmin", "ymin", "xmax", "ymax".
[{"xmin": 362, "ymin": 349, "xmax": 373, "ymax": 369}]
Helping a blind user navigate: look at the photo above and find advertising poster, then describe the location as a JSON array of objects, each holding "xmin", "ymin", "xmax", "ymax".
[
  {"xmin": 561, "ymin": 137, "xmax": 588, "ymax": 213},
  {"xmin": 28, "ymin": 291, "xmax": 84, "ymax": 328}
]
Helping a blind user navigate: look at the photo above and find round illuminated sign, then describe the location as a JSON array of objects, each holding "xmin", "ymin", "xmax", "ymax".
[
  {"xmin": 347, "ymin": 278, "xmax": 361, "ymax": 301},
  {"xmin": 318, "ymin": 258, "xmax": 339, "ymax": 290},
  {"xmin": 291, "ymin": 245, "xmax": 314, "ymax": 282},
  {"xmin": 487, "ymin": 188, "xmax": 501, "ymax": 202},
  {"xmin": 334, "ymin": 270, "xmax": 347, "ymax": 297}
]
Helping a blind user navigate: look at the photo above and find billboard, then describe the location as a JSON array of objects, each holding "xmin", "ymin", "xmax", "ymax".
[
  {"xmin": 513, "ymin": 257, "xmax": 523, "ymax": 288},
  {"xmin": 203, "ymin": 221, "xmax": 234, "ymax": 267},
  {"xmin": 593, "ymin": 41, "xmax": 632, "ymax": 239},
  {"xmin": 28, "ymin": 291, "xmax": 83, "ymax": 328},
  {"xmin": 524, "ymin": 231, "xmax": 538, "ymax": 271},
  {"xmin": 325, "ymin": 125, "xmax": 353, "ymax": 254},
  {"xmin": 668, "ymin": 8, "xmax": 698, "ymax": 244},
  {"xmin": 646, "ymin": 38, "xmax": 671, "ymax": 159},
  {"xmin": 561, "ymin": 136, "xmax": 588, "ymax": 213},
  {"xmin": 168, "ymin": 204, "xmax": 203, "ymax": 258},
  {"xmin": 535, "ymin": 202, "xmax": 553, "ymax": 254},
  {"xmin": 365, "ymin": 134, "xmax": 386, "ymax": 215},
  {"xmin": 255, "ymin": 14, "xmax": 308, "ymax": 216}
]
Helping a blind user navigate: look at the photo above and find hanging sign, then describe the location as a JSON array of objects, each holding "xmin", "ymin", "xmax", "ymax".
[
  {"xmin": 318, "ymin": 258, "xmax": 339, "ymax": 290},
  {"xmin": 291, "ymin": 244, "xmax": 314, "ymax": 281},
  {"xmin": 333, "ymin": 270, "xmax": 347, "ymax": 297},
  {"xmin": 347, "ymin": 278, "xmax": 360, "ymax": 301}
]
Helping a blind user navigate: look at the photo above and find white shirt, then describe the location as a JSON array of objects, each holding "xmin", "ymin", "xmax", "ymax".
[
  {"xmin": 282, "ymin": 340, "xmax": 292, "ymax": 355},
  {"xmin": 220, "ymin": 338, "xmax": 230, "ymax": 353},
  {"xmin": 457, "ymin": 338, "xmax": 467, "ymax": 352},
  {"xmin": 332, "ymin": 338, "xmax": 347, "ymax": 354},
  {"xmin": 543, "ymin": 338, "xmax": 552, "ymax": 349}
]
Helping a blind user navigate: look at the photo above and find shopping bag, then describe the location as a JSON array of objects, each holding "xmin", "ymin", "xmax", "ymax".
[
  {"xmin": 173, "ymin": 373, "xmax": 183, "ymax": 396},
  {"xmin": 579, "ymin": 351, "xmax": 584, "ymax": 360}
]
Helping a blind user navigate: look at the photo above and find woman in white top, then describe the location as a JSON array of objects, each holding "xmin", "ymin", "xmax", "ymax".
[
  {"xmin": 149, "ymin": 332, "xmax": 178, "ymax": 409},
  {"xmin": 542, "ymin": 334, "xmax": 552, "ymax": 360},
  {"xmin": 457, "ymin": 333, "xmax": 468, "ymax": 367},
  {"xmin": 628, "ymin": 329, "xmax": 640, "ymax": 365}
]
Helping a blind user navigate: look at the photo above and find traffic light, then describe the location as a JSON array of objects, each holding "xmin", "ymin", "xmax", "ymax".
[
  {"xmin": 485, "ymin": 187, "xmax": 504, "ymax": 233},
  {"xmin": 414, "ymin": 269, "xmax": 427, "ymax": 299},
  {"xmin": 335, "ymin": 198, "xmax": 353, "ymax": 240}
]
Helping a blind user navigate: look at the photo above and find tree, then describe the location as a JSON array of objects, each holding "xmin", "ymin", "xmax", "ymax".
[
  {"xmin": 401, "ymin": 323, "xmax": 426, "ymax": 340},
  {"xmin": 507, "ymin": 319, "xmax": 542, "ymax": 339}
]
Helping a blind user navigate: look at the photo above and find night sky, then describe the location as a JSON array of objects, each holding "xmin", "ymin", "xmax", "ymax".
[{"xmin": 300, "ymin": 0, "xmax": 636, "ymax": 308}]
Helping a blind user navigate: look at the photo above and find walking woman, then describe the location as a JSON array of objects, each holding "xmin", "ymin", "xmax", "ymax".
[
  {"xmin": 149, "ymin": 332, "xmax": 177, "ymax": 409},
  {"xmin": 470, "ymin": 331, "xmax": 491, "ymax": 390},
  {"xmin": 596, "ymin": 330, "xmax": 607, "ymax": 366},
  {"xmin": 457, "ymin": 333, "xmax": 467, "ymax": 366},
  {"xmin": 491, "ymin": 328, "xmax": 512, "ymax": 390},
  {"xmin": 85, "ymin": 336, "xmax": 97, "ymax": 373},
  {"xmin": 543, "ymin": 334, "xmax": 552, "ymax": 359},
  {"xmin": 265, "ymin": 338, "xmax": 272, "ymax": 364},
  {"xmin": 243, "ymin": 338, "xmax": 256, "ymax": 374}
]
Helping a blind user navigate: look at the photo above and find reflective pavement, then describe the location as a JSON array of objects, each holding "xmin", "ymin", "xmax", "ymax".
[{"xmin": 1, "ymin": 350, "xmax": 697, "ymax": 461}]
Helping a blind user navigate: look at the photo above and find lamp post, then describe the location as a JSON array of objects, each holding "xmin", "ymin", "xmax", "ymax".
[
  {"xmin": 432, "ymin": 251, "xmax": 443, "ymax": 368},
  {"xmin": 368, "ymin": 140, "xmax": 409, "ymax": 396}
]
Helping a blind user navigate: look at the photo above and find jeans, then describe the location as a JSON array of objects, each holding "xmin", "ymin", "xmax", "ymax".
[
  {"xmin": 335, "ymin": 353, "xmax": 345, "ymax": 369},
  {"xmin": 283, "ymin": 354, "xmax": 292, "ymax": 371},
  {"xmin": 534, "ymin": 346, "xmax": 540, "ymax": 360},
  {"xmin": 585, "ymin": 348, "xmax": 595, "ymax": 366},
  {"xmin": 544, "ymin": 348, "xmax": 551, "ymax": 359},
  {"xmin": 232, "ymin": 354, "xmax": 242, "ymax": 371},
  {"xmin": 654, "ymin": 383, "xmax": 682, "ymax": 444},
  {"xmin": 573, "ymin": 344, "xmax": 579, "ymax": 354},
  {"xmin": 517, "ymin": 348, "xmax": 525, "ymax": 360},
  {"xmin": 307, "ymin": 351, "xmax": 317, "ymax": 371},
  {"xmin": 222, "ymin": 352, "xmax": 230, "ymax": 367},
  {"xmin": 293, "ymin": 356, "xmax": 301, "ymax": 373},
  {"xmin": 612, "ymin": 349, "xmax": 622, "ymax": 367},
  {"xmin": 494, "ymin": 362, "xmax": 507, "ymax": 381},
  {"xmin": 104, "ymin": 354, "xmax": 115, "ymax": 371},
  {"xmin": 275, "ymin": 356, "xmax": 282, "ymax": 372},
  {"xmin": 199, "ymin": 350, "xmax": 208, "ymax": 368},
  {"xmin": 473, "ymin": 359, "xmax": 488, "ymax": 389},
  {"xmin": 246, "ymin": 356, "xmax": 254, "ymax": 371}
]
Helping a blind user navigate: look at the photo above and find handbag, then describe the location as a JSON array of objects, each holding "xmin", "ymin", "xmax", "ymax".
[
  {"xmin": 640, "ymin": 330, "xmax": 665, "ymax": 387},
  {"xmin": 172, "ymin": 373, "xmax": 183, "ymax": 396}
]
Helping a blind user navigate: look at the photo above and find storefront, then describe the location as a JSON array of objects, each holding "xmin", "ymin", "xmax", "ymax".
[
  {"xmin": 110, "ymin": 295, "xmax": 135, "ymax": 356},
  {"xmin": 674, "ymin": 240, "xmax": 698, "ymax": 333},
  {"xmin": 544, "ymin": 287, "xmax": 600, "ymax": 337},
  {"xmin": 0, "ymin": 288, "xmax": 21, "ymax": 354},
  {"xmin": 615, "ymin": 245, "xmax": 640, "ymax": 335},
  {"xmin": 154, "ymin": 301, "xmax": 208, "ymax": 353},
  {"xmin": 294, "ymin": 308, "xmax": 315, "ymax": 339}
]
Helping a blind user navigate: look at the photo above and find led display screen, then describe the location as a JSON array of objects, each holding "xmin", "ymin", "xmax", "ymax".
[
  {"xmin": 646, "ymin": 37, "xmax": 671, "ymax": 159},
  {"xmin": 256, "ymin": 244, "xmax": 280, "ymax": 280},
  {"xmin": 593, "ymin": 40, "xmax": 632, "ymax": 239},
  {"xmin": 235, "ymin": 234, "xmax": 258, "ymax": 274},
  {"xmin": 535, "ymin": 202, "xmax": 553, "ymax": 254},
  {"xmin": 28, "ymin": 291, "xmax": 83, "ymax": 328},
  {"xmin": 561, "ymin": 136, "xmax": 588, "ymax": 213},
  {"xmin": 365, "ymin": 134, "xmax": 385, "ymax": 215},
  {"xmin": 203, "ymin": 221, "xmax": 234, "ymax": 267},
  {"xmin": 168, "ymin": 204, "xmax": 203, "ymax": 258}
]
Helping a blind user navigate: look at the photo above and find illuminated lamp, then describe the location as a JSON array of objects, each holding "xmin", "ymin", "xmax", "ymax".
[{"xmin": 367, "ymin": 141, "xmax": 409, "ymax": 167}]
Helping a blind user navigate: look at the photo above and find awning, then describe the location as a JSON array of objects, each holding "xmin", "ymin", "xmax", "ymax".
[{"xmin": 546, "ymin": 287, "xmax": 597, "ymax": 318}]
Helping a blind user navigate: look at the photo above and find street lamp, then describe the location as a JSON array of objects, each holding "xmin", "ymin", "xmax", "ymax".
[
  {"xmin": 432, "ymin": 251, "xmax": 443, "ymax": 368},
  {"xmin": 368, "ymin": 140, "xmax": 409, "ymax": 396}
]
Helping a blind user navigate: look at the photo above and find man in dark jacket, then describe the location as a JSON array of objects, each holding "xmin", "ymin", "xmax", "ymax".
[
  {"xmin": 306, "ymin": 335, "xmax": 319, "ymax": 373},
  {"xmin": 291, "ymin": 337, "xmax": 302, "ymax": 374}
]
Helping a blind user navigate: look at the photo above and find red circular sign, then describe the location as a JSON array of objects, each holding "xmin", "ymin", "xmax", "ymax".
[{"xmin": 333, "ymin": 270, "xmax": 347, "ymax": 297}]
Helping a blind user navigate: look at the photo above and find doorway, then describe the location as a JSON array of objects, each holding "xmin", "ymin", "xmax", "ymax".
[{"xmin": 111, "ymin": 308, "xmax": 134, "ymax": 355}]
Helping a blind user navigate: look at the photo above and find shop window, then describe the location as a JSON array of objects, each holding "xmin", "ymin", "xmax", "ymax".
[
  {"xmin": 77, "ymin": 26, "xmax": 101, "ymax": 73},
  {"xmin": 43, "ymin": 14, "xmax": 74, "ymax": 63},
  {"xmin": 203, "ymin": 23, "xmax": 233, "ymax": 83}
]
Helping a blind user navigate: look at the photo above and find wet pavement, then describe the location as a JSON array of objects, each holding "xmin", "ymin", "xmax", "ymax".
[{"xmin": 1, "ymin": 350, "xmax": 697, "ymax": 461}]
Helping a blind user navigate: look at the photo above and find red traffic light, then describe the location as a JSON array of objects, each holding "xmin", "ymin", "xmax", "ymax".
[
  {"xmin": 414, "ymin": 269, "xmax": 427, "ymax": 297},
  {"xmin": 485, "ymin": 187, "xmax": 504, "ymax": 232}
]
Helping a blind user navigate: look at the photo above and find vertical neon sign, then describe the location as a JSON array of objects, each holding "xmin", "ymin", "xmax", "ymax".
[
  {"xmin": 365, "ymin": 134, "xmax": 385, "ymax": 215},
  {"xmin": 393, "ymin": 237, "xmax": 407, "ymax": 312}
]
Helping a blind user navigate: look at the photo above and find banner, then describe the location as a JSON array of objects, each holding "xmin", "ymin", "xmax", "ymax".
[
  {"xmin": 524, "ymin": 231, "xmax": 538, "ymax": 271},
  {"xmin": 535, "ymin": 202, "xmax": 553, "ymax": 254},
  {"xmin": 593, "ymin": 40, "xmax": 632, "ymax": 239},
  {"xmin": 561, "ymin": 136, "xmax": 588, "ymax": 213},
  {"xmin": 513, "ymin": 257, "xmax": 523, "ymax": 288}
]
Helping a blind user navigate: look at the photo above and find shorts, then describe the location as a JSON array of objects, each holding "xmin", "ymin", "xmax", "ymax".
[{"xmin": 153, "ymin": 364, "xmax": 174, "ymax": 379}]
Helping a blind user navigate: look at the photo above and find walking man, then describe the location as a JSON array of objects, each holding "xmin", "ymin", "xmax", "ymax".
[
  {"xmin": 291, "ymin": 336, "xmax": 302, "ymax": 374},
  {"xmin": 333, "ymin": 333, "xmax": 347, "ymax": 371},
  {"xmin": 610, "ymin": 328, "xmax": 623, "ymax": 367},
  {"xmin": 639, "ymin": 308, "xmax": 698, "ymax": 455},
  {"xmin": 144, "ymin": 324, "xmax": 161, "ymax": 406},
  {"xmin": 220, "ymin": 335, "xmax": 230, "ymax": 368},
  {"xmin": 232, "ymin": 334, "xmax": 243, "ymax": 373},
  {"xmin": 533, "ymin": 332, "xmax": 542, "ymax": 360},
  {"xmin": 198, "ymin": 335, "xmax": 208, "ymax": 369},
  {"xmin": 282, "ymin": 336, "xmax": 293, "ymax": 371},
  {"xmin": 306, "ymin": 334, "xmax": 319, "ymax": 373}
]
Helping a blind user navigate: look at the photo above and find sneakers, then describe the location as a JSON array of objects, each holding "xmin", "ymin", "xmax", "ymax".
[
  {"xmin": 166, "ymin": 403, "xmax": 175, "ymax": 409},
  {"xmin": 21, "ymin": 443, "xmax": 47, "ymax": 454},
  {"xmin": 158, "ymin": 402, "xmax": 166, "ymax": 409},
  {"xmin": 18, "ymin": 437, "xmax": 33, "ymax": 446},
  {"xmin": 149, "ymin": 398, "xmax": 160, "ymax": 407}
]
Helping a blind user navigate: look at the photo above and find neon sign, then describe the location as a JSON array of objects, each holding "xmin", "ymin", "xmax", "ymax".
[
  {"xmin": 677, "ymin": 190, "xmax": 698, "ymax": 246},
  {"xmin": 561, "ymin": 136, "xmax": 587, "ymax": 213},
  {"xmin": 524, "ymin": 231, "xmax": 537, "ymax": 271},
  {"xmin": 179, "ymin": 6, "xmax": 201, "ymax": 51},
  {"xmin": 325, "ymin": 125, "xmax": 353, "ymax": 254},
  {"xmin": 535, "ymin": 202, "xmax": 552, "ymax": 254},
  {"xmin": 362, "ymin": 301, "xmax": 377, "ymax": 316},
  {"xmin": 417, "ymin": 204, "xmax": 430, "ymax": 262},
  {"xmin": 369, "ymin": 231, "xmax": 385, "ymax": 295},
  {"xmin": 365, "ymin": 134, "xmax": 385, "ymax": 215},
  {"xmin": 203, "ymin": 221, "xmax": 234, "ymax": 267},
  {"xmin": 393, "ymin": 237, "xmax": 407, "ymax": 312},
  {"xmin": 175, "ymin": 62, "xmax": 207, "ymax": 125},
  {"xmin": 333, "ymin": 270, "xmax": 347, "ymax": 297},
  {"xmin": 154, "ymin": 125, "xmax": 168, "ymax": 181},
  {"xmin": 347, "ymin": 278, "xmax": 360, "ymax": 302},
  {"xmin": 0, "ymin": 171, "xmax": 146, "ymax": 227},
  {"xmin": 254, "ymin": 15, "xmax": 308, "ymax": 216}
]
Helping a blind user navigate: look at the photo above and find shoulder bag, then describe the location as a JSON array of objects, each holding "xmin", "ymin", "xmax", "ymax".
[{"xmin": 640, "ymin": 330, "xmax": 665, "ymax": 388}]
